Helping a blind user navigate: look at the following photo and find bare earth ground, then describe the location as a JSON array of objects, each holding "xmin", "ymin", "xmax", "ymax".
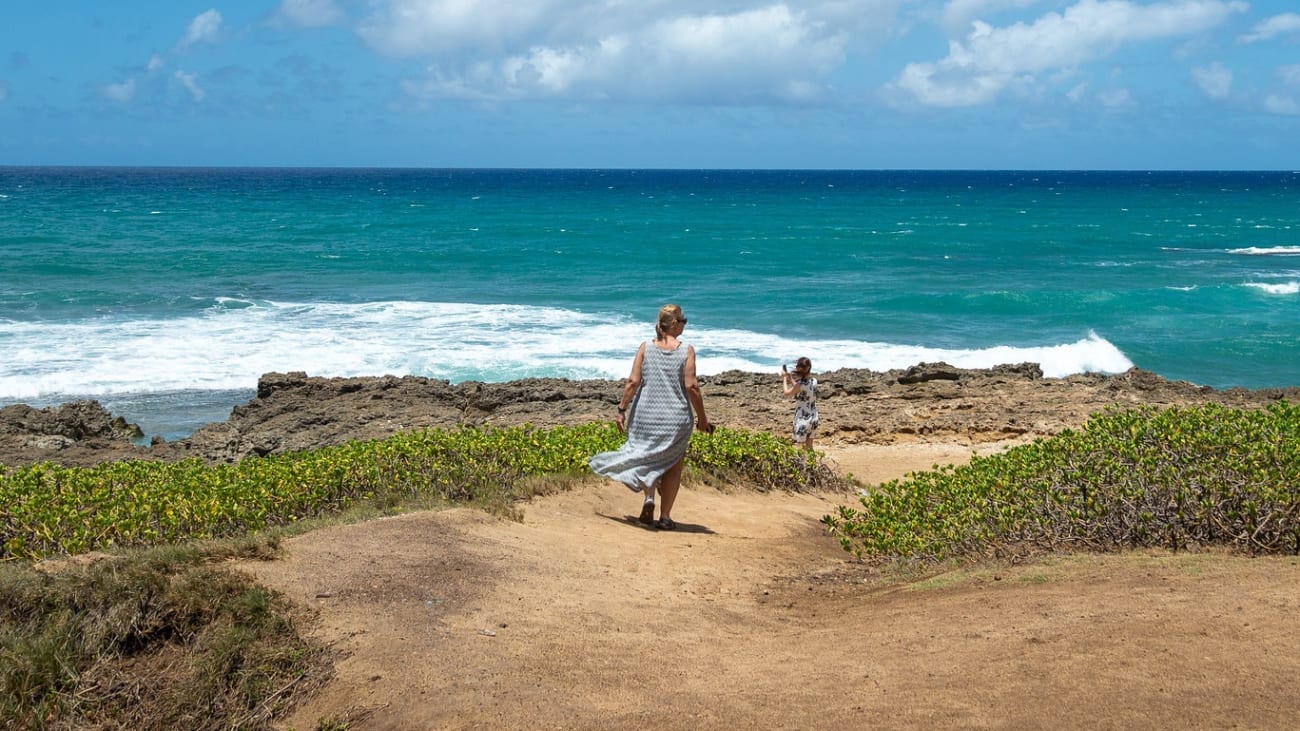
[{"xmin": 237, "ymin": 441, "xmax": 1300, "ymax": 731}]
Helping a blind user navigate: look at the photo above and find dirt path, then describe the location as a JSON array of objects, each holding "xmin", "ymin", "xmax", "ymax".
[{"xmin": 239, "ymin": 443, "xmax": 1300, "ymax": 730}]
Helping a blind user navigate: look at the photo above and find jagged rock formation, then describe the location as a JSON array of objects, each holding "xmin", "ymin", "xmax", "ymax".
[{"xmin": 2, "ymin": 365, "xmax": 1295, "ymax": 468}]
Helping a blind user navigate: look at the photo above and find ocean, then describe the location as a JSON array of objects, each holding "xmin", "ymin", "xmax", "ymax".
[{"xmin": 2, "ymin": 167, "xmax": 1297, "ymax": 441}]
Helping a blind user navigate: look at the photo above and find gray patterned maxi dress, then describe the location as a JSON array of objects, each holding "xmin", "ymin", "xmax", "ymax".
[{"xmin": 588, "ymin": 341, "xmax": 693, "ymax": 492}]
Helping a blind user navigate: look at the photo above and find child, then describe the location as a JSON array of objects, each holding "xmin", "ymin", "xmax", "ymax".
[{"xmin": 781, "ymin": 357, "xmax": 820, "ymax": 449}]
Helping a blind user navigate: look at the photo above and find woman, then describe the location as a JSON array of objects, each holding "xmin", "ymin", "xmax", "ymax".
[{"xmin": 588, "ymin": 304, "xmax": 712, "ymax": 530}]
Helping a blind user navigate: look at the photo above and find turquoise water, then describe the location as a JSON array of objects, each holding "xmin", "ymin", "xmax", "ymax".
[{"xmin": 2, "ymin": 167, "xmax": 1297, "ymax": 439}]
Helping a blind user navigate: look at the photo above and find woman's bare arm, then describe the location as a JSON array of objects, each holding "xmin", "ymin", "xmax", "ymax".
[
  {"xmin": 614, "ymin": 343, "xmax": 646, "ymax": 431},
  {"xmin": 684, "ymin": 345, "xmax": 711, "ymax": 431}
]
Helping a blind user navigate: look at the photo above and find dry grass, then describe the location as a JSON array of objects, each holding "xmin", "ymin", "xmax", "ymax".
[{"xmin": 1, "ymin": 537, "xmax": 332, "ymax": 731}]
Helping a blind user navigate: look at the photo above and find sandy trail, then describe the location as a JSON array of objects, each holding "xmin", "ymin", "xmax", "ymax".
[{"xmin": 238, "ymin": 443, "xmax": 1300, "ymax": 730}]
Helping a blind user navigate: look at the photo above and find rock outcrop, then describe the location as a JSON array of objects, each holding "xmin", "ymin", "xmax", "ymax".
[
  {"xmin": 0, "ymin": 401, "xmax": 145, "ymax": 460},
  {"xmin": 2, "ymin": 365, "xmax": 1295, "ymax": 468}
]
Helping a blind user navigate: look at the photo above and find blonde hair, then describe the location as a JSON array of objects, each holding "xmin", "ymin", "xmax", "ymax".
[{"xmin": 655, "ymin": 304, "xmax": 684, "ymax": 338}]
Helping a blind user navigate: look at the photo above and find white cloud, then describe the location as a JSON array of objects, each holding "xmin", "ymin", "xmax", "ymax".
[
  {"xmin": 174, "ymin": 71, "xmax": 206, "ymax": 101},
  {"xmin": 103, "ymin": 78, "xmax": 137, "ymax": 102},
  {"xmin": 889, "ymin": 0, "xmax": 1248, "ymax": 107},
  {"xmin": 277, "ymin": 0, "xmax": 344, "ymax": 29},
  {"xmin": 940, "ymin": 0, "xmax": 1037, "ymax": 36},
  {"xmin": 1097, "ymin": 87, "xmax": 1133, "ymax": 108},
  {"xmin": 1239, "ymin": 12, "xmax": 1300, "ymax": 44},
  {"xmin": 359, "ymin": 0, "xmax": 552, "ymax": 56},
  {"xmin": 1191, "ymin": 61, "xmax": 1231, "ymax": 99},
  {"xmin": 181, "ymin": 9, "xmax": 223, "ymax": 49},
  {"xmin": 387, "ymin": 2, "xmax": 881, "ymax": 105},
  {"xmin": 147, "ymin": 54, "xmax": 165, "ymax": 72},
  {"xmin": 1259, "ymin": 65, "xmax": 1300, "ymax": 116},
  {"xmin": 1263, "ymin": 94, "xmax": 1299, "ymax": 115}
]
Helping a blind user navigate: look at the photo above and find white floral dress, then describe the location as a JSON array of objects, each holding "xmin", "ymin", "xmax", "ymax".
[{"xmin": 791, "ymin": 376, "xmax": 819, "ymax": 444}]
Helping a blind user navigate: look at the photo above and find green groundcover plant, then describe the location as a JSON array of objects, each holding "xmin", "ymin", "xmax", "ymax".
[
  {"xmin": 1, "ymin": 423, "xmax": 841, "ymax": 729},
  {"xmin": 824, "ymin": 402, "xmax": 1300, "ymax": 563},
  {"xmin": 1, "ymin": 423, "xmax": 840, "ymax": 562}
]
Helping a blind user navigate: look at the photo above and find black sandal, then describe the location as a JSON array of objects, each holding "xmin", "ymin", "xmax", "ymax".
[
  {"xmin": 655, "ymin": 517, "xmax": 676, "ymax": 531},
  {"xmin": 638, "ymin": 503, "xmax": 656, "ymax": 525}
]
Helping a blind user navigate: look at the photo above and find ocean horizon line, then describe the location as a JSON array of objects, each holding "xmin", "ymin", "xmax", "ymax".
[{"xmin": 5, "ymin": 165, "xmax": 1300, "ymax": 174}]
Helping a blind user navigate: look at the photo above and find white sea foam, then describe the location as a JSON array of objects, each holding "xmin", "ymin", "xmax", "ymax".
[
  {"xmin": 1244, "ymin": 281, "xmax": 1300, "ymax": 295},
  {"xmin": 1226, "ymin": 246, "xmax": 1300, "ymax": 256},
  {"xmin": 702, "ymin": 329, "xmax": 1131, "ymax": 380},
  {"xmin": 0, "ymin": 301, "xmax": 1134, "ymax": 401}
]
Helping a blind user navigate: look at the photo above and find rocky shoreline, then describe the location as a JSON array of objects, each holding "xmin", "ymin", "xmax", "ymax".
[{"xmin": 3, "ymin": 363, "xmax": 1297, "ymax": 469}]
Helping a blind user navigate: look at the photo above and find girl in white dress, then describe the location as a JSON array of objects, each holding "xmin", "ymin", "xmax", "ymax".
[{"xmin": 781, "ymin": 357, "xmax": 819, "ymax": 450}]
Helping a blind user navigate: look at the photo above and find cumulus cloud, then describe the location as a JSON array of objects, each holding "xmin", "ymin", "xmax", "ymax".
[
  {"xmin": 277, "ymin": 0, "xmax": 345, "ymax": 29},
  {"xmin": 940, "ymin": 0, "xmax": 1038, "ymax": 36},
  {"xmin": 1238, "ymin": 12, "xmax": 1300, "ymax": 44},
  {"xmin": 889, "ymin": 0, "xmax": 1247, "ymax": 107},
  {"xmin": 1263, "ymin": 94, "xmax": 1298, "ymax": 115},
  {"xmin": 1191, "ymin": 61, "xmax": 1231, "ymax": 99},
  {"xmin": 1261, "ymin": 65, "xmax": 1300, "ymax": 115},
  {"xmin": 359, "ymin": 0, "xmax": 553, "ymax": 56},
  {"xmin": 1097, "ymin": 87, "xmax": 1133, "ymax": 108},
  {"xmin": 174, "ymin": 70, "xmax": 206, "ymax": 101},
  {"xmin": 180, "ymin": 9, "xmax": 223, "ymax": 49},
  {"xmin": 103, "ymin": 78, "xmax": 137, "ymax": 102},
  {"xmin": 364, "ymin": 0, "xmax": 890, "ymax": 105},
  {"xmin": 103, "ymin": 11, "xmax": 223, "ymax": 108},
  {"xmin": 99, "ymin": 10, "xmax": 224, "ymax": 108}
]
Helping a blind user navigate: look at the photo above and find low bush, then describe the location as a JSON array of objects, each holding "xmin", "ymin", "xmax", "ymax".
[
  {"xmin": 2, "ymin": 423, "xmax": 843, "ymax": 561},
  {"xmin": 687, "ymin": 426, "xmax": 842, "ymax": 492},
  {"xmin": 0, "ymin": 542, "xmax": 330, "ymax": 731},
  {"xmin": 824, "ymin": 402, "xmax": 1300, "ymax": 563}
]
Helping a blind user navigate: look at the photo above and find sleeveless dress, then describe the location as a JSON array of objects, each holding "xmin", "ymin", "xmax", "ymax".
[
  {"xmin": 792, "ymin": 376, "xmax": 819, "ymax": 443},
  {"xmin": 588, "ymin": 341, "xmax": 693, "ymax": 492}
]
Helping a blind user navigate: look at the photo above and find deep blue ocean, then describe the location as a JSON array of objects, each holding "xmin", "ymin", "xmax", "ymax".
[{"xmin": 2, "ymin": 167, "xmax": 1297, "ymax": 440}]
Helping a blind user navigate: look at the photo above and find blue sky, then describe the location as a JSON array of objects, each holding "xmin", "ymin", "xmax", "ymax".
[{"xmin": 1, "ymin": 0, "xmax": 1297, "ymax": 169}]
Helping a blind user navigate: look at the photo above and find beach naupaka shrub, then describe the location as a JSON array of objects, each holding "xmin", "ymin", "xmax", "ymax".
[
  {"xmin": 686, "ymin": 426, "xmax": 842, "ymax": 492},
  {"xmin": 823, "ymin": 402, "xmax": 1300, "ymax": 563},
  {"xmin": 0, "ymin": 423, "xmax": 843, "ymax": 561}
]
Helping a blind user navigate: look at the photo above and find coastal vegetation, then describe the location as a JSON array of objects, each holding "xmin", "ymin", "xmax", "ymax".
[
  {"xmin": 1, "ymin": 424, "xmax": 837, "ymax": 730},
  {"xmin": 1, "ymin": 424, "xmax": 838, "ymax": 561},
  {"xmin": 824, "ymin": 402, "xmax": 1300, "ymax": 563},
  {"xmin": 0, "ymin": 538, "xmax": 328, "ymax": 730},
  {"xmin": 4, "ymin": 403, "xmax": 1296, "ymax": 728}
]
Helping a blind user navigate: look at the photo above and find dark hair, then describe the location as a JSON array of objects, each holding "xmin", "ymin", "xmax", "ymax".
[{"xmin": 795, "ymin": 357, "xmax": 812, "ymax": 372}]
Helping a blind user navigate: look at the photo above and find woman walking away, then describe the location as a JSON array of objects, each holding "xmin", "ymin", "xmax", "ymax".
[
  {"xmin": 589, "ymin": 304, "xmax": 712, "ymax": 531},
  {"xmin": 781, "ymin": 356, "xmax": 819, "ymax": 450}
]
